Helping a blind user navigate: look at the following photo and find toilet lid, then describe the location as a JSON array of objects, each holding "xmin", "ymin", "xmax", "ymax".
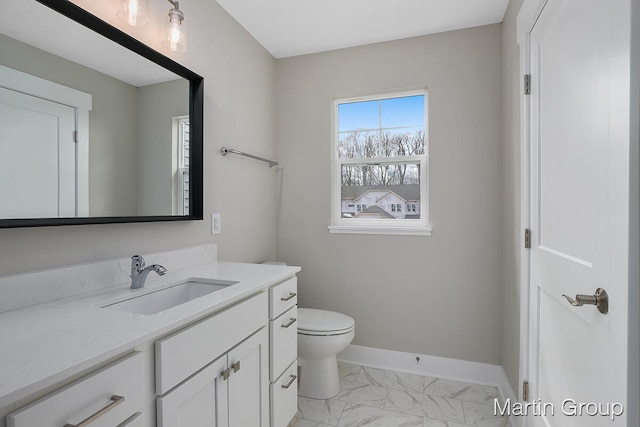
[{"xmin": 297, "ymin": 308, "xmax": 355, "ymax": 334}]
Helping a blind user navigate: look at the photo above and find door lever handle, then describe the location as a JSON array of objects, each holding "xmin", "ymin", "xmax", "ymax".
[{"xmin": 562, "ymin": 288, "xmax": 608, "ymax": 314}]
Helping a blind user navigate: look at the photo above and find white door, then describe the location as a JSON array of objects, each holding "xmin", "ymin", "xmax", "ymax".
[
  {"xmin": 157, "ymin": 355, "xmax": 229, "ymax": 427},
  {"xmin": 227, "ymin": 329, "xmax": 269, "ymax": 427},
  {"xmin": 0, "ymin": 86, "xmax": 77, "ymax": 218},
  {"xmin": 527, "ymin": 0, "xmax": 631, "ymax": 425}
]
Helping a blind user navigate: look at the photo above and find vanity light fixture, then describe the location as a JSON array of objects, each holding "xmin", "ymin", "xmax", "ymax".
[
  {"xmin": 116, "ymin": 0, "xmax": 149, "ymax": 27},
  {"xmin": 117, "ymin": 0, "xmax": 188, "ymax": 52},
  {"xmin": 162, "ymin": 0, "xmax": 188, "ymax": 52}
]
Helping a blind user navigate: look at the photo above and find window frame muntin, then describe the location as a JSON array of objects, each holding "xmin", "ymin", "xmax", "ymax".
[{"xmin": 330, "ymin": 88, "xmax": 431, "ymax": 235}]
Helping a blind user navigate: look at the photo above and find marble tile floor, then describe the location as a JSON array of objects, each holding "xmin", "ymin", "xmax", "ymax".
[{"xmin": 289, "ymin": 362, "xmax": 511, "ymax": 427}]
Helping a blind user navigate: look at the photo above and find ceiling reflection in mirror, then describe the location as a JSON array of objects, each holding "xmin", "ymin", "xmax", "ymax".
[{"xmin": 0, "ymin": 0, "xmax": 202, "ymax": 225}]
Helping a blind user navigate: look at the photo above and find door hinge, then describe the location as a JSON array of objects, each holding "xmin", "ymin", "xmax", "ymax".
[
  {"xmin": 73, "ymin": 130, "xmax": 79, "ymax": 143},
  {"xmin": 525, "ymin": 228, "xmax": 531, "ymax": 249},
  {"xmin": 523, "ymin": 381, "xmax": 529, "ymax": 401},
  {"xmin": 524, "ymin": 74, "xmax": 531, "ymax": 95}
]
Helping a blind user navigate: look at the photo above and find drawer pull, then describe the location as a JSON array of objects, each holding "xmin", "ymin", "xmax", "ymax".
[
  {"xmin": 222, "ymin": 368, "xmax": 231, "ymax": 380},
  {"xmin": 281, "ymin": 318, "xmax": 297, "ymax": 328},
  {"xmin": 281, "ymin": 375, "xmax": 297, "ymax": 389},
  {"xmin": 63, "ymin": 395, "xmax": 124, "ymax": 427},
  {"xmin": 280, "ymin": 292, "xmax": 297, "ymax": 302},
  {"xmin": 232, "ymin": 361, "xmax": 241, "ymax": 373}
]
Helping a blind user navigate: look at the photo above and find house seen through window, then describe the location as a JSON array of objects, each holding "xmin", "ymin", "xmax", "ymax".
[{"xmin": 330, "ymin": 90, "xmax": 430, "ymax": 235}]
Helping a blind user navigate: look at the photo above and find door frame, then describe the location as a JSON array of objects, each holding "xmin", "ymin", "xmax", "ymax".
[
  {"xmin": 516, "ymin": 3, "xmax": 540, "ymax": 424},
  {"xmin": 516, "ymin": 1, "xmax": 640, "ymax": 426}
]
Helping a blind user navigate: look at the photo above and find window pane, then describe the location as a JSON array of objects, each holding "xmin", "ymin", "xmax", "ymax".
[
  {"xmin": 381, "ymin": 95, "xmax": 424, "ymax": 128},
  {"xmin": 334, "ymin": 91, "xmax": 428, "ymax": 228},
  {"xmin": 338, "ymin": 130, "xmax": 380, "ymax": 158},
  {"xmin": 338, "ymin": 100, "xmax": 378, "ymax": 132},
  {"xmin": 182, "ymin": 170, "xmax": 189, "ymax": 213},
  {"xmin": 341, "ymin": 163, "xmax": 420, "ymax": 186},
  {"xmin": 179, "ymin": 119, "xmax": 190, "ymax": 168},
  {"xmin": 338, "ymin": 129, "xmax": 425, "ymax": 159},
  {"xmin": 340, "ymin": 164, "xmax": 421, "ymax": 219}
]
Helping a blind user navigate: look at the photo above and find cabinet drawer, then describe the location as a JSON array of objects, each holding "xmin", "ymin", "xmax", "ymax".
[
  {"xmin": 156, "ymin": 292, "xmax": 267, "ymax": 395},
  {"xmin": 7, "ymin": 352, "xmax": 144, "ymax": 427},
  {"xmin": 270, "ymin": 362, "xmax": 298, "ymax": 427},
  {"xmin": 269, "ymin": 277, "xmax": 297, "ymax": 319},
  {"xmin": 270, "ymin": 306, "xmax": 297, "ymax": 381}
]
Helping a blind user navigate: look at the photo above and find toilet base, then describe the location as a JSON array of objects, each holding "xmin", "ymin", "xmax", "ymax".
[{"xmin": 297, "ymin": 355, "xmax": 340, "ymax": 399}]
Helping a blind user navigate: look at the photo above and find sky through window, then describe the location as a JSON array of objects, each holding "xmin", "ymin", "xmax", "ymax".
[{"xmin": 338, "ymin": 95, "xmax": 424, "ymax": 132}]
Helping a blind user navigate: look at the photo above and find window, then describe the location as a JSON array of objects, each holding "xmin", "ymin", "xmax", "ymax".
[
  {"xmin": 330, "ymin": 90, "xmax": 431, "ymax": 235},
  {"xmin": 173, "ymin": 116, "xmax": 190, "ymax": 215}
]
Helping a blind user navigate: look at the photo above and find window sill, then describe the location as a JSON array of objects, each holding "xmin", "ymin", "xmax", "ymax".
[{"xmin": 327, "ymin": 225, "xmax": 432, "ymax": 236}]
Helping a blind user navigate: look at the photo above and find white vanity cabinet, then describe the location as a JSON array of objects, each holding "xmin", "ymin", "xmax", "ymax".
[
  {"xmin": 157, "ymin": 329, "xmax": 268, "ymax": 427},
  {"xmin": 155, "ymin": 292, "xmax": 269, "ymax": 427},
  {"xmin": 268, "ymin": 277, "xmax": 298, "ymax": 427},
  {"xmin": 0, "ymin": 262, "xmax": 301, "ymax": 427},
  {"xmin": 6, "ymin": 352, "xmax": 144, "ymax": 427}
]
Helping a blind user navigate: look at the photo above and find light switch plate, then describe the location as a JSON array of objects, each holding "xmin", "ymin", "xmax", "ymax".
[{"xmin": 211, "ymin": 213, "xmax": 221, "ymax": 235}]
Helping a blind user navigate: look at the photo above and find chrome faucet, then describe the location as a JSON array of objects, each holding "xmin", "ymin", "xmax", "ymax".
[{"xmin": 130, "ymin": 255, "xmax": 167, "ymax": 289}]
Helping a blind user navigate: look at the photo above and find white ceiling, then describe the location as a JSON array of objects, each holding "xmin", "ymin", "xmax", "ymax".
[{"xmin": 216, "ymin": 0, "xmax": 510, "ymax": 58}]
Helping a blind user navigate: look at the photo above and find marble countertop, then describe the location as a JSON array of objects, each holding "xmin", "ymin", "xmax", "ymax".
[{"xmin": 0, "ymin": 261, "xmax": 300, "ymax": 408}]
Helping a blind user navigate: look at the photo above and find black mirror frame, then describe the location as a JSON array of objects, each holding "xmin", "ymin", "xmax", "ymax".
[{"xmin": 0, "ymin": 0, "xmax": 204, "ymax": 228}]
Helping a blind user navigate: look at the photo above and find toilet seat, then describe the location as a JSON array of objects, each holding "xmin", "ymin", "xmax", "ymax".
[{"xmin": 297, "ymin": 308, "xmax": 355, "ymax": 336}]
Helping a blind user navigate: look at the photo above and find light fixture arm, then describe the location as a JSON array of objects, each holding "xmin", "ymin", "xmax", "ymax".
[{"xmin": 167, "ymin": 0, "xmax": 184, "ymax": 23}]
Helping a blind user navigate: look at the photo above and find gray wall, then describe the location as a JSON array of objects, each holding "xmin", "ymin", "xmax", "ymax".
[
  {"xmin": 0, "ymin": 0, "xmax": 278, "ymax": 274},
  {"xmin": 136, "ymin": 79, "xmax": 189, "ymax": 216},
  {"xmin": 275, "ymin": 25, "xmax": 504, "ymax": 364},
  {"xmin": 500, "ymin": 0, "xmax": 524, "ymax": 393},
  {"xmin": 2, "ymin": 0, "xmax": 523, "ymax": 379},
  {"xmin": 0, "ymin": 33, "xmax": 139, "ymax": 217}
]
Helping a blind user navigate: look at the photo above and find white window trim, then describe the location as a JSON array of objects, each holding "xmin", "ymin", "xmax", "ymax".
[
  {"xmin": 329, "ymin": 89, "xmax": 432, "ymax": 236},
  {"xmin": 172, "ymin": 115, "xmax": 190, "ymax": 215},
  {"xmin": 329, "ymin": 224, "xmax": 433, "ymax": 236}
]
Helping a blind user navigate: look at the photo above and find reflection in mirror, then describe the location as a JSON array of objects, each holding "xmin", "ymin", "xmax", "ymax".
[{"xmin": 0, "ymin": 0, "xmax": 203, "ymax": 226}]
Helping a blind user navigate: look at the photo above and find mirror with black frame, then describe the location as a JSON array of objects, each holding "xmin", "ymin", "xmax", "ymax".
[{"xmin": 0, "ymin": 0, "xmax": 203, "ymax": 227}]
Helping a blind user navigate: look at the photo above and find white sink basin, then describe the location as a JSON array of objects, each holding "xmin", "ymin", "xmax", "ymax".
[{"xmin": 101, "ymin": 278, "xmax": 238, "ymax": 315}]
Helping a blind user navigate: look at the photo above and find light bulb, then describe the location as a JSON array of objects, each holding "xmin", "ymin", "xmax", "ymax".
[
  {"xmin": 162, "ymin": 11, "xmax": 187, "ymax": 52},
  {"xmin": 116, "ymin": 0, "xmax": 149, "ymax": 27}
]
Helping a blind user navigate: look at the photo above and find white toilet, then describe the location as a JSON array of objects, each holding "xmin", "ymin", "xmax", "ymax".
[{"xmin": 297, "ymin": 308, "xmax": 355, "ymax": 399}]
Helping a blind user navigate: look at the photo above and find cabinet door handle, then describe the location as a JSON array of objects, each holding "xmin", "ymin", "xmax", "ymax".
[
  {"xmin": 232, "ymin": 361, "xmax": 241, "ymax": 373},
  {"xmin": 281, "ymin": 375, "xmax": 297, "ymax": 389},
  {"xmin": 280, "ymin": 292, "xmax": 297, "ymax": 301},
  {"xmin": 63, "ymin": 395, "xmax": 124, "ymax": 427},
  {"xmin": 281, "ymin": 318, "xmax": 297, "ymax": 328},
  {"xmin": 222, "ymin": 368, "xmax": 231, "ymax": 380}
]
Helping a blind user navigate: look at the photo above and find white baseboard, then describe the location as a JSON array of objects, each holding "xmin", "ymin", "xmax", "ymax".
[{"xmin": 337, "ymin": 344, "xmax": 522, "ymax": 427}]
